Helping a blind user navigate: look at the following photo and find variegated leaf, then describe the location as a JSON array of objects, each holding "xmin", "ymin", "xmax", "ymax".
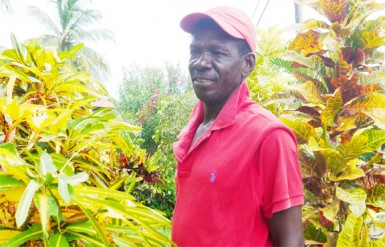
[
  {"xmin": 328, "ymin": 159, "xmax": 365, "ymax": 182},
  {"xmin": 342, "ymin": 92, "xmax": 385, "ymax": 129},
  {"xmin": 367, "ymin": 185, "xmax": 385, "ymax": 209},
  {"xmin": 321, "ymin": 89, "xmax": 343, "ymax": 126},
  {"xmin": 320, "ymin": 200, "xmax": 339, "ymax": 223},
  {"xmin": 336, "ymin": 214, "xmax": 363, "ymax": 247},
  {"xmin": 360, "ymin": 129, "xmax": 385, "ymax": 152},
  {"xmin": 280, "ymin": 117, "xmax": 317, "ymax": 144}
]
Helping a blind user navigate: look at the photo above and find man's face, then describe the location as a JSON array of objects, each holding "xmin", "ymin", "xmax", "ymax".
[{"xmin": 188, "ymin": 23, "xmax": 245, "ymax": 106}]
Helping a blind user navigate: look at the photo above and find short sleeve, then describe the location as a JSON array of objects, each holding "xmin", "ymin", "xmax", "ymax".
[{"xmin": 258, "ymin": 127, "xmax": 304, "ymax": 218}]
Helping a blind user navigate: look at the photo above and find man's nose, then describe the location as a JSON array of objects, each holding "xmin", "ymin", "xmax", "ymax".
[{"xmin": 192, "ymin": 52, "xmax": 212, "ymax": 69}]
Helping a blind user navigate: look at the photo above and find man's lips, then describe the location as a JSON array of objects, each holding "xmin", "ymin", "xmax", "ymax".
[
  {"xmin": 193, "ymin": 78, "xmax": 212, "ymax": 84},
  {"xmin": 192, "ymin": 76, "xmax": 216, "ymax": 86}
]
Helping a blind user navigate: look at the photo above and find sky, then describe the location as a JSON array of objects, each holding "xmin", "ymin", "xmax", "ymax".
[{"xmin": 0, "ymin": 0, "xmax": 318, "ymax": 97}]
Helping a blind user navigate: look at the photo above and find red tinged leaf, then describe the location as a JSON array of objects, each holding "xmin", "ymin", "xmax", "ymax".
[
  {"xmin": 341, "ymin": 47, "xmax": 353, "ymax": 63},
  {"xmin": 330, "ymin": 75, "xmax": 348, "ymax": 89},
  {"xmin": 342, "ymin": 84, "xmax": 383, "ymax": 103},
  {"xmin": 311, "ymin": 0, "xmax": 350, "ymax": 23},
  {"xmin": 291, "ymin": 61, "xmax": 305, "ymax": 68},
  {"xmin": 340, "ymin": 131, "xmax": 352, "ymax": 143},
  {"xmin": 306, "ymin": 50, "xmax": 336, "ymax": 67},
  {"xmin": 297, "ymin": 106, "xmax": 321, "ymax": 117},
  {"xmin": 303, "ymin": 177, "xmax": 322, "ymax": 195},
  {"xmin": 319, "ymin": 56, "xmax": 335, "ymax": 67},
  {"xmin": 319, "ymin": 210, "xmax": 334, "ymax": 228},
  {"xmin": 353, "ymin": 48, "xmax": 365, "ymax": 66},
  {"xmin": 119, "ymin": 153, "xmax": 128, "ymax": 169},
  {"xmin": 337, "ymin": 51, "xmax": 351, "ymax": 76}
]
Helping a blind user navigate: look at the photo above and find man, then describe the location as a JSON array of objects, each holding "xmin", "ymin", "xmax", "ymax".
[{"xmin": 172, "ymin": 6, "xmax": 304, "ymax": 246}]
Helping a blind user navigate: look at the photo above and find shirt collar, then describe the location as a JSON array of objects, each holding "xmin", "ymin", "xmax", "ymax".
[
  {"xmin": 173, "ymin": 80, "xmax": 250, "ymax": 161},
  {"xmin": 186, "ymin": 79, "xmax": 250, "ymax": 132},
  {"xmin": 211, "ymin": 80, "xmax": 250, "ymax": 130}
]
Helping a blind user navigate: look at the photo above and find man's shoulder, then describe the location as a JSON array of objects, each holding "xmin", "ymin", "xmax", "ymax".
[{"xmin": 238, "ymin": 102, "xmax": 283, "ymax": 126}]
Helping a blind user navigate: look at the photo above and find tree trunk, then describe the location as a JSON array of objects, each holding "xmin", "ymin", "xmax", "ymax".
[{"xmin": 294, "ymin": 3, "xmax": 303, "ymax": 23}]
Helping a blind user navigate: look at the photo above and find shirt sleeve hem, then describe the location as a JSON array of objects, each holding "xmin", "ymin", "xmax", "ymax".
[{"xmin": 263, "ymin": 195, "xmax": 304, "ymax": 219}]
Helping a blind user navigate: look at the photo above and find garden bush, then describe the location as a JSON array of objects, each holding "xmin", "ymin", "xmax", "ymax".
[
  {"xmin": 116, "ymin": 62, "xmax": 195, "ymax": 218},
  {"xmin": 274, "ymin": 0, "xmax": 385, "ymax": 245},
  {"xmin": 0, "ymin": 36, "xmax": 173, "ymax": 246}
]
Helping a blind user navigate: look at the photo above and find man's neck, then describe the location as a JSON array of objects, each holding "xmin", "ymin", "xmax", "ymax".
[{"xmin": 202, "ymin": 102, "xmax": 224, "ymax": 124}]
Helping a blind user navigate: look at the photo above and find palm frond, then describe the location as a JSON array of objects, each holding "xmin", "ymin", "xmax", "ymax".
[
  {"xmin": 78, "ymin": 29, "xmax": 115, "ymax": 43},
  {"xmin": 0, "ymin": 0, "xmax": 13, "ymax": 13},
  {"xmin": 27, "ymin": 6, "xmax": 60, "ymax": 35},
  {"xmin": 69, "ymin": 9, "xmax": 103, "ymax": 30},
  {"xmin": 76, "ymin": 45, "xmax": 110, "ymax": 82},
  {"xmin": 31, "ymin": 34, "xmax": 60, "ymax": 48}
]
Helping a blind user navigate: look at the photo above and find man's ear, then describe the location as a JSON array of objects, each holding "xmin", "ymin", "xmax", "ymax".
[{"xmin": 242, "ymin": 52, "xmax": 256, "ymax": 78}]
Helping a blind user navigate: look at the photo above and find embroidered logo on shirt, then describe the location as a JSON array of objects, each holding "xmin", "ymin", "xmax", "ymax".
[{"xmin": 210, "ymin": 172, "xmax": 216, "ymax": 183}]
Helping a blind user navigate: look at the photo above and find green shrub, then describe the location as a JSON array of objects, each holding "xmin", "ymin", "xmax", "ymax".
[
  {"xmin": 116, "ymin": 62, "xmax": 194, "ymax": 218},
  {"xmin": 0, "ymin": 36, "xmax": 173, "ymax": 246},
  {"xmin": 274, "ymin": 0, "xmax": 385, "ymax": 245}
]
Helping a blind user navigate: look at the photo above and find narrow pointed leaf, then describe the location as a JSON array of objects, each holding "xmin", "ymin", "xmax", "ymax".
[
  {"xmin": 65, "ymin": 221, "xmax": 96, "ymax": 235},
  {"xmin": 65, "ymin": 231, "xmax": 105, "ymax": 247},
  {"xmin": 58, "ymin": 174, "xmax": 70, "ymax": 205},
  {"xmin": 39, "ymin": 152, "xmax": 57, "ymax": 176},
  {"xmin": 1, "ymin": 223, "xmax": 43, "ymax": 247},
  {"xmin": 0, "ymin": 175, "xmax": 24, "ymax": 190},
  {"xmin": 75, "ymin": 185, "xmax": 136, "ymax": 201},
  {"xmin": 34, "ymin": 192, "xmax": 59, "ymax": 238},
  {"xmin": 16, "ymin": 180, "xmax": 40, "ymax": 227},
  {"xmin": 65, "ymin": 172, "xmax": 89, "ymax": 185},
  {"xmin": 111, "ymin": 235, "xmax": 138, "ymax": 247},
  {"xmin": 0, "ymin": 230, "xmax": 21, "ymax": 244},
  {"xmin": 48, "ymin": 233, "xmax": 69, "ymax": 247},
  {"xmin": 79, "ymin": 206, "xmax": 110, "ymax": 246}
]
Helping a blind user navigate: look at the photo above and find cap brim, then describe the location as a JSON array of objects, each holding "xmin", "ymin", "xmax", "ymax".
[
  {"xmin": 180, "ymin": 6, "xmax": 256, "ymax": 52},
  {"xmin": 180, "ymin": 12, "xmax": 245, "ymax": 41},
  {"xmin": 180, "ymin": 12, "xmax": 211, "ymax": 33}
]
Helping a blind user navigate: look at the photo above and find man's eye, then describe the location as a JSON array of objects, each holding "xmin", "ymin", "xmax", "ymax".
[
  {"xmin": 213, "ymin": 51, "xmax": 225, "ymax": 56},
  {"xmin": 190, "ymin": 50, "xmax": 199, "ymax": 56}
]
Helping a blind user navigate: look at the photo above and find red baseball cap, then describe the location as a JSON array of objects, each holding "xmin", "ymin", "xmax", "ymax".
[{"xmin": 180, "ymin": 6, "xmax": 256, "ymax": 53}]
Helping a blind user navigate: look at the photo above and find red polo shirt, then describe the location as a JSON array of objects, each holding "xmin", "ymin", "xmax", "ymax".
[{"xmin": 172, "ymin": 81, "xmax": 304, "ymax": 246}]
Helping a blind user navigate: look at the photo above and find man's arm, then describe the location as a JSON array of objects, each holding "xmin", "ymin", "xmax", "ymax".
[{"xmin": 267, "ymin": 205, "xmax": 304, "ymax": 247}]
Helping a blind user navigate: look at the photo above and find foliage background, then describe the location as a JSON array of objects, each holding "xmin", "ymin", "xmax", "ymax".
[{"xmin": 115, "ymin": 62, "xmax": 196, "ymax": 218}]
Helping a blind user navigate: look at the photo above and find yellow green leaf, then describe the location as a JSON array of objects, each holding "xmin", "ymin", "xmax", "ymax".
[
  {"xmin": 328, "ymin": 159, "xmax": 365, "ymax": 182},
  {"xmin": 0, "ymin": 230, "xmax": 22, "ymax": 244},
  {"xmin": 321, "ymin": 90, "xmax": 343, "ymax": 126},
  {"xmin": 336, "ymin": 214, "xmax": 363, "ymax": 247},
  {"xmin": 0, "ymin": 175, "xmax": 24, "ymax": 190},
  {"xmin": 48, "ymin": 233, "xmax": 69, "ymax": 247},
  {"xmin": 320, "ymin": 200, "xmax": 339, "ymax": 222},
  {"xmin": 0, "ymin": 224, "xmax": 43, "ymax": 247}
]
